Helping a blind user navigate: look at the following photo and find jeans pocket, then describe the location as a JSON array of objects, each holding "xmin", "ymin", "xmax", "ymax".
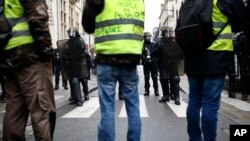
[{"xmin": 97, "ymin": 65, "xmax": 114, "ymax": 81}]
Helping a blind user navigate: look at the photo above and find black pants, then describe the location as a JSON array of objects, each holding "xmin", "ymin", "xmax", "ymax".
[
  {"xmin": 160, "ymin": 76, "xmax": 180, "ymax": 99},
  {"xmin": 143, "ymin": 63, "xmax": 159, "ymax": 93}
]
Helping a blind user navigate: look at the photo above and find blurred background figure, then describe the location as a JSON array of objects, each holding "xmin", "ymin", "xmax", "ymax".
[
  {"xmin": 154, "ymin": 26, "xmax": 183, "ymax": 105},
  {"xmin": 53, "ymin": 48, "xmax": 68, "ymax": 90},
  {"xmin": 141, "ymin": 32, "xmax": 159, "ymax": 96},
  {"xmin": 0, "ymin": 70, "xmax": 6, "ymax": 103},
  {"xmin": 57, "ymin": 27, "xmax": 89, "ymax": 106},
  {"xmin": 236, "ymin": 32, "xmax": 250, "ymax": 101},
  {"xmin": 79, "ymin": 43, "xmax": 92, "ymax": 101}
]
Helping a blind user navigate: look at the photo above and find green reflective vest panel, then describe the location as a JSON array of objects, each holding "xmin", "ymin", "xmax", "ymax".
[
  {"xmin": 94, "ymin": 0, "xmax": 145, "ymax": 55},
  {"xmin": 208, "ymin": 0, "xmax": 233, "ymax": 51},
  {"xmin": 4, "ymin": 0, "xmax": 34, "ymax": 50}
]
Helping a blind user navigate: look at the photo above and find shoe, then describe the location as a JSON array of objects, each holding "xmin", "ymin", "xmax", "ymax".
[
  {"xmin": 84, "ymin": 95, "xmax": 90, "ymax": 101},
  {"xmin": 175, "ymin": 98, "xmax": 181, "ymax": 105},
  {"xmin": 170, "ymin": 94, "xmax": 175, "ymax": 100},
  {"xmin": 155, "ymin": 91, "xmax": 159, "ymax": 96},
  {"xmin": 68, "ymin": 97, "xmax": 72, "ymax": 101},
  {"xmin": 64, "ymin": 86, "xmax": 68, "ymax": 90},
  {"xmin": 119, "ymin": 95, "xmax": 125, "ymax": 100},
  {"xmin": 76, "ymin": 101, "xmax": 83, "ymax": 106},
  {"xmin": 242, "ymin": 95, "xmax": 248, "ymax": 101},
  {"xmin": 159, "ymin": 96, "xmax": 170, "ymax": 103},
  {"xmin": 69, "ymin": 101, "xmax": 77, "ymax": 105},
  {"xmin": 228, "ymin": 93, "xmax": 236, "ymax": 98},
  {"xmin": 144, "ymin": 91, "xmax": 149, "ymax": 96},
  {"xmin": 54, "ymin": 85, "xmax": 59, "ymax": 90}
]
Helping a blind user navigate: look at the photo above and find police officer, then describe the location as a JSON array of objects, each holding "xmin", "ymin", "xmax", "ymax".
[
  {"xmin": 142, "ymin": 32, "xmax": 159, "ymax": 96},
  {"xmin": 66, "ymin": 27, "xmax": 84, "ymax": 106},
  {"xmin": 154, "ymin": 26, "xmax": 183, "ymax": 105},
  {"xmin": 53, "ymin": 48, "xmax": 68, "ymax": 90},
  {"xmin": 79, "ymin": 44, "xmax": 92, "ymax": 101}
]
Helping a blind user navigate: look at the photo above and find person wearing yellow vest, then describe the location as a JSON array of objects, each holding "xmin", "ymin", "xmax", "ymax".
[
  {"xmin": 82, "ymin": 0, "xmax": 144, "ymax": 140},
  {"xmin": 184, "ymin": 0, "xmax": 245, "ymax": 141},
  {"xmin": 0, "ymin": 0, "xmax": 56, "ymax": 140}
]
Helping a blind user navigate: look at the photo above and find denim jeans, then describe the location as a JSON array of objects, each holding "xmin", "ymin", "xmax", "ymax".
[
  {"xmin": 97, "ymin": 64, "xmax": 141, "ymax": 141},
  {"xmin": 186, "ymin": 75, "xmax": 225, "ymax": 141}
]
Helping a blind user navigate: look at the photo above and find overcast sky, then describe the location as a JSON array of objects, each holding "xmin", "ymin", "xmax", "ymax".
[{"xmin": 144, "ymin": 0, "xmax": 164, "ymax": 33}]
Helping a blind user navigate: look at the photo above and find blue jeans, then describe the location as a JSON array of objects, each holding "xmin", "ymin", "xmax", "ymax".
[
  {"xmin": 186, "ymin": 75, "xmax": 225, "ymax": 141},
  {"xmin": 97, "ymin": 64, "xmax": 141, "ymax": 141}
]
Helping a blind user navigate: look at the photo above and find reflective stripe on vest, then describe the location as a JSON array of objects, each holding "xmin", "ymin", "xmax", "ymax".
[
  {"xmin": 4, "ymin": 0, "xmax": 34, "ymax": 50},
  {"xmin": 208, "ymin": 0, "xmax": 233, "ymax": 51},
  {"xmin": 94, "ymin": 0, "xmax": 144, "ymax": 55}
]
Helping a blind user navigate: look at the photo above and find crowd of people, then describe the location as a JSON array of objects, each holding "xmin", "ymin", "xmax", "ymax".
[{"xmin": 0, "ymin": 0, "xmax": 249, "ymax": 141}]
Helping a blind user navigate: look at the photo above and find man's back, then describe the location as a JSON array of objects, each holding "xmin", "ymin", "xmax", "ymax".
[{"xmin": 82, "ymin": 0, "xmax": 145, "ymax": 141}]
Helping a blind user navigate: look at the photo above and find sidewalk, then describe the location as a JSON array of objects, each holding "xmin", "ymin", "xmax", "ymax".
[
  {"xmin": 0, "ymin": 74, "xmax": 98, "ymax": 140},
  {"xmin": 180, "ymin": 75, "xmax": 250, "ymax": 103}
]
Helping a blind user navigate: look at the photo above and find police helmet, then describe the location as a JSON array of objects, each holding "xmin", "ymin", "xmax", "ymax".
[
  {"xmin": 67, "ymin": 27, "xmax": 80, "ymax": 38},
  {"xmin": 160, "ymin": 25, "xmax": 173, "ymax": 37}
]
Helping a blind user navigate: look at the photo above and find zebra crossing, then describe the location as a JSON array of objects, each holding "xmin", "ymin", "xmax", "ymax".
[
  {"xmin": 58, "ymin": 95, "xmax": 188, "ymax": 118},
  {"xmin": 55, "ymin": 91, "xmax": 250, "ymax": 119}
]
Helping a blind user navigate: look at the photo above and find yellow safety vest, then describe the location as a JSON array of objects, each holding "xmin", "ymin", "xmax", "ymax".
[
  {"xmin": 208, "ymin": 0, "xmax": 233, "ymax": 51},
  {"xmin": 94, "ymin": 0, "xmax": 144, "ymax": 55},
  {"xmin": 4, "ymin": 0, "xmax": 34, "ymax": 50}
]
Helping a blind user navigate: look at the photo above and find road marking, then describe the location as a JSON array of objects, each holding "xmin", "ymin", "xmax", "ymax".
[
  {"xmin": 119, "ymin": 95, "xmax": 149, "ymax": 117},
  {"xmin": 55, "ymin": 95, "xmax": 64, "ymax": 101},
  {"xmin": 167, "ymin": 98, "xmax": 187, "ymax": 117},
  {"xmin": 221, "ymin": 92, "xmax": 250, "ymax": 111},
  {"xmin": 61, "ymin": 97, "xmax": 99, "ymax": 118}
]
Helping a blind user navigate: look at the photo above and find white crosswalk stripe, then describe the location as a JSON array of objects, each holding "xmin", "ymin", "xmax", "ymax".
[
  {"xmin": 119, "ymin": 95, "xmax": 149, "ymax": 118},
  {"xmin": 166, "ymin": 98, "xmax": 187, "ymax": 117},
  {"xmin": 59, "ymin": 92, "xmax": 249, "ymax": 119},
  {"xmin": 55, "ymin": 95, "xmax": 64, "ymax": 101},
  {"xmin": 61, "ymin": 97, "xmax": 100, "ymax": 118}
]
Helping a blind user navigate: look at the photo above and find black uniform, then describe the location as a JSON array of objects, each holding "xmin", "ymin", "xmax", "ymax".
[
  {"xmin": 0, "ymin": 71, "xmax": 6, "ymax": 102},
  {"xmin": 79, "ymin": 48, "xmax": 92, "ymax": 101},
  {"xmin": 240, "ymin": 0, "xmax": 250, "ymax": 101},
  {"xmin": 154, "ymin": 31, "xmax": 183, "ymax": 105},
  {"xmin": 141, "ymin": 40, "xmax": 159, "ymax": 96},
  {"xmin": 53, "ymin": 48, "xmax": 68, "ymax": 90}
]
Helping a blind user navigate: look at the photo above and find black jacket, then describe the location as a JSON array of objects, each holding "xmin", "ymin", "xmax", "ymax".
[
  {"xmin": 185, "ymin": 0, "xmax": 246, "ymax": 76},
  {"xmin": 154, "ymin": 37, "xmax": 183, "ymax": 78}
]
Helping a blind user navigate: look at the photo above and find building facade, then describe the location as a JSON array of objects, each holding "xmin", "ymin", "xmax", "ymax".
[
  {"xmin": 153, "ymin": 0, "xmax": 184, "ymax": 40},
  {"xmin": 46, "ymin": 0, "xmax": 94, "ymax": 50}
]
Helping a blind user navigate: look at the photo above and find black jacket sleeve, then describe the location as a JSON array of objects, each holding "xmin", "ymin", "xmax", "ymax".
[
  {"xmin": 82, "ymin": 0, "xmax": 104, "ymax": 34},
  {"xmin": 217, "ymin": 0, "xmax": 246, "ymax": 32}
]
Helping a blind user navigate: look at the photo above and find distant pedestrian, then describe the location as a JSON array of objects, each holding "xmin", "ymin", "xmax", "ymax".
[
  {"xmin": 0, "ymin": 0, "xmax": 56, "ymax": 140},
  {"xmin": 82, "ymin": 0, "xmax": 144, "ymax": 140}
]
